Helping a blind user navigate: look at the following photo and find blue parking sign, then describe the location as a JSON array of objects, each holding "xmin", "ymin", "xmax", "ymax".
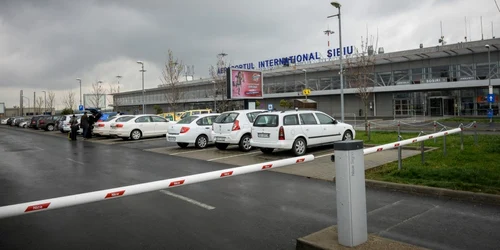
[
  {"xmin": 268, "ymin": 104, "xmax": 274, "ymax": 111},
  {"xmin": 78, "ymin": 105, "xmax": 84, "ymax": 111},
  {"xmin": 487, "ymin": 109, "xmax": 493, "ymax": 118},
  {"xmin": 487, "ymin": 94, "xmax": 495, "ymax": 103}
]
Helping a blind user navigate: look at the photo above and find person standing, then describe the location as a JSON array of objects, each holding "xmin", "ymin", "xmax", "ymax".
[
  {"xmin": 87, "ymin": 114, "xmax": 95, "ymax": 139},
  {"xmin": 69, "ymin": 115, "xmax": 79, "ymax": 141},
  {"xmin": 81, "ymin": 112, "xmax": 89, "ymax": 138}
]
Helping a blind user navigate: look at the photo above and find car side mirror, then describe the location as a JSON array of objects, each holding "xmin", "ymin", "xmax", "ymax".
[{"xmin": 333, "ymin": 120, "xmax": 338, "ymax": 124}]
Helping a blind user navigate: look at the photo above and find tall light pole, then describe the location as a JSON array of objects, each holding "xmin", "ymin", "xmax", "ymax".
[
  {"xmin": 486, "ymin": 44, "xmax": 492, "ymax": 124},
  {"xmin": 42, "ymin": 91, "xmax": 46, "ymax": 114},
  {"xmin": 76, "ymin": 78, "xmax": 82, "ymax": 106},
  {"xmin": 137, "ymin": 61, "xmax": 146, "ymax": 114},
  {"xmin": 22, "ymin": 96, "xmax": 30, "ymax": 115},
  {"xmin": 328, "ymin": 1, "xmax": 344, "ymax": 122}
]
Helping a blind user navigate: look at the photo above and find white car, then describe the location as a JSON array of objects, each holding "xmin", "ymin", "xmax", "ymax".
[
  {"xmin": 19, "ymin": 120, "xmax": 29, "ymax": 128},
  {"xmin": 94, "ymin": 115, "xmax": 133, "ymax": 137},
  {"xmin": 167, "ymin": 114, "xmax": 220, "ymax": 149},
  {"xmin": 1, "ymin": 118, "xmax": 8, "ymax": 125},
  {"xmin": 59, "ymin": 114, "xmax": 84, "ymax": 133},
  {"xmin": 109, "ymin": 114, "xmax": 172, "ymax": 140},
  {"xmin": 212, "ymin": 109, "xmax": 266, "ymax": 151},
  {"xmin": 250, "ymin": 110, "xmax": 355, "ymax": 156}
]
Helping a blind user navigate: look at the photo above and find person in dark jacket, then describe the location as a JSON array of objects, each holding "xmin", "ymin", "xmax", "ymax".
[
  {"xmin": 69, "ymin": 115, "xmax": 79, "ymax": 141},
  {"xmin": 81, "ymin": 112, "xmax": 89, "ymax": 138},
  {"xmin": 86, "ymin": 114, "xmax": 95, "ymax": 139}
]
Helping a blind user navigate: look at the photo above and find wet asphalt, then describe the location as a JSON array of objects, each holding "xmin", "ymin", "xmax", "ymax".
[{"xmin": 0, "ymin": 126, "xmax": 499, "ymax": 250}]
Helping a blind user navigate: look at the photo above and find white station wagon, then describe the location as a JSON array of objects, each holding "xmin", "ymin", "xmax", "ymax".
[{"xmin": 250, "ymin": 110, "xmax": 355, "ymax": 156}]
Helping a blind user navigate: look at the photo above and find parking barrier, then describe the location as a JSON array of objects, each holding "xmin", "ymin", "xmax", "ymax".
[
  {"xmin": 0, "ymin": 155, "xmax": 314, "ymax": 219},
  {"xmin": 363, "ymin": 127, "xmax": 462, "ymax": 156}
]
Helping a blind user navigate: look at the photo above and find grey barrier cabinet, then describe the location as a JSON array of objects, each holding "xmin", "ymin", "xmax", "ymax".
[{"xmin": 333, "ymin": 140, "xmax": 368, "ymax": 247}]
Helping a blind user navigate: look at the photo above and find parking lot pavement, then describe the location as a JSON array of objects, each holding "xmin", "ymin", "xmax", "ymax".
[
  {"xmin": 1, "ymin": 125, "xmax": 499, "ymax": 250},
  {"xmin": 142, "ymin": 144, "xmax": 421, "ymax": 181}
]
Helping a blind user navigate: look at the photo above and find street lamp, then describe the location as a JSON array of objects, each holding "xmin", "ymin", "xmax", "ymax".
[
  {"xmin": 486, "ymin": 44, "xmax": 493, "ymax": 124},
  {"xmin": 22, "ymin": 96, "xmax": 30, "ymax": 115},
  {"xmin": 137, "ymin": 61, "xmax": 146, "ymax": 114},
  {"xmin": 42, "ymin": 91, "xmax": 46, "ymax": 114},
  {"xmin": 76, "ymin": 78, "xmax": 82, "ymax": 106},
  {"xmin": 328, "ymin": 1, "xmax": 345, "ymax": 122}
]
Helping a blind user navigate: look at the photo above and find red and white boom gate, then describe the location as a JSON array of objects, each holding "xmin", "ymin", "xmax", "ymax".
[{"xmin": 0, "ymin": 155, "xmax": 314, "ymax": 219}]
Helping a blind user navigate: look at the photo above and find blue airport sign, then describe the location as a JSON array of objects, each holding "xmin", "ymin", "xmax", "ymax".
[{"xmin": 487, "ymin": 94, "xmax": 495, "ymax": 103}]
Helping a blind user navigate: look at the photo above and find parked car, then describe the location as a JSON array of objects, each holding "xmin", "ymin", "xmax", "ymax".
[
  {"xmin": 1, "ymin": 118, "xmax": 8, "ymax": 125},
  {"xmin": 29, "ymin": 115, "xmax": 49, "ymax": 129},
  {"xmin": 37, "ymin": 115, "xmax": 61, "ymax": 131},
  {"xmin": 8, "ymin": 117, "xmax": 22, "ymax": 126},
  {"xmin": 167, "ymin": 114, "xmax": 220, "ymax": 148},
  {"xmin": 250, "ymin": 110, "xmax": 355, "ymax": 156},
  {"xmin": 19, "ymin": 120, "xmax": 29, "ymax": 128},
  {"xmin": 59, "ymin": 114, "xmax": 84, "ymax": 133},
  {"xmin": 179, "ymin": 109, "xmax": 213, "ymax": 119},
  {"xmin": 109, "ymin": 114, "xmax": 172, "ymax": 140},
  {"xmin": 94, "ymin": 115, "xmax": 134, "ymax": 137},
  {"xmin": 212, "ymin": 109, "xmax": 266, "ymax": 151}
]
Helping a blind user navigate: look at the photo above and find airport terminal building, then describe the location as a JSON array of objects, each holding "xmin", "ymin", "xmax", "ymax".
[{"xmin": 113, "ymin": 38, "xmax": 500, "ymax": 119}]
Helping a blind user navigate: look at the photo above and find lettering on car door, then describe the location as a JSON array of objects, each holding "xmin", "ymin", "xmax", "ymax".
[
  {"xmin": 315, "ymin": 112, "xmax": 341, "ymax": 143},
  {"xmin": 298, "ymin": 113, "xmax": 321, "ymax": 145}
]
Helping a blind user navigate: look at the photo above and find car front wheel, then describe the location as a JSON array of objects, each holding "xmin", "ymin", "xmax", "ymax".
[
  {"xmin": 47, "ymin": 124, "xmax": 54, "ymax": 131},
  {"xmin": 342, "ymin": 130, "xmax": 353, "ymax": 141}
]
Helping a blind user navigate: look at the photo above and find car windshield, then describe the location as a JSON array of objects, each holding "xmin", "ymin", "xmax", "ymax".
[
  {"xmin": 177, "ymin": 116, "xmax": 199, "ymax": 124},
  {"xmin": 215, "ymin": 112, "xmax": 238, "ymax": 123},
  {"xmin": 253, "ymin": 115, "xmax": 279, "ymax": 127}
]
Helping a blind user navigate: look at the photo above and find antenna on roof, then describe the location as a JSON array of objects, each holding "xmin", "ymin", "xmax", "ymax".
[
  {"xmin": 492, "ymin": 22, "xmax": 495, "ymax": 39},
  {"xmin": 464, "ymin": 16, "xmax": 468, "ymax": 42},
  {"xmin": 481, "ymin": 16, "xmax": 484, "ymax": 40},
  {"xmin": 438, "ymin": 21, "xmax": 446, "ymax": 45}
]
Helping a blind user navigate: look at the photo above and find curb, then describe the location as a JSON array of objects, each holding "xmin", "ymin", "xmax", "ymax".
[{"xmin": 364, "ymin": 179, "xmax": 500, "ymax": 206}]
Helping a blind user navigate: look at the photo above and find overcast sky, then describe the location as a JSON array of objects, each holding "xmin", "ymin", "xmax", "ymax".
[{"xmin": 1, "ymin": 0, "xmax": 499, "ymax": 109}]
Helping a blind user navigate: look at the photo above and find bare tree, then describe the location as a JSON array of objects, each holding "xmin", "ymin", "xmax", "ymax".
[
  {"xmin": 62, "ymin": 91, "xmax": 76, "ymax": 110},
  {"xmin": 35, "ymin": 96, "xmax": 44, "ymax": 115},
  {"xmin": 47, "ymin": 91, "xmax": 56, "ymax": 114},
  {"xmin": 108, "ymin": 83, "xmax": 121, "ymax": 112},
  {"xmin": 160, "ymin": 49, "xmax": 184, "ymax": 120},
  {"xmin": 90, "ymin": 80, "xmax": 106, "ymax": 109},
  {"xmin": 345, "ymin": 32, "xmax": 378, "ymax": 132},
  {"xmin": 209, "ymin": 53, "xmax": 233, "ymax": 112}
]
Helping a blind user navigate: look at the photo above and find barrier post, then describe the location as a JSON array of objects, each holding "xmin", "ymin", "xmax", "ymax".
[
  {"xmin": 397, "ymin": 122, "xmax": 402, "ymax": 170},
  {"xmin": 474, "ymin": 121, "xmax": 478, "ymax": 146},
  {"xmin": 460, "ymin": 126, "xmax": 464, "ymax": 151},
  {"xmin": 333, "ymin": 140, "xmax": 367, "ymax": 247},
  {"xmin": 421, "ymin": 141, "xmax": 425, "ymax": 164},
  {"xmin": 433, "ymin": 121, "xmax": 437, "ymax": 143},
  {"xmin": 367, "ymin": 122, "xmax": 371, "ymax": 142}
]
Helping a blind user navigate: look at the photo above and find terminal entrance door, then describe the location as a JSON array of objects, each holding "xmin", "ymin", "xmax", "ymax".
[{"xmin": 428, "ymin": 97, "xmax": 455, "ymax": 116}]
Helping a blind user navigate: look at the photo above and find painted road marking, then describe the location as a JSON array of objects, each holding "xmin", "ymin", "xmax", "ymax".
[
  {"xmin": 207, "ymin": 151, "xmax": 261, "ymax": 161},
  {"xmin": 159, "ymin": 190, "xmax": 215, "ymax": 210},
  {"xmin": 67, "ymin": 158, "xmax": 84, "ymax": 165},
  {"xmin": 315, "ymin": 153, "xmax": 333, "ymax": 158}
]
